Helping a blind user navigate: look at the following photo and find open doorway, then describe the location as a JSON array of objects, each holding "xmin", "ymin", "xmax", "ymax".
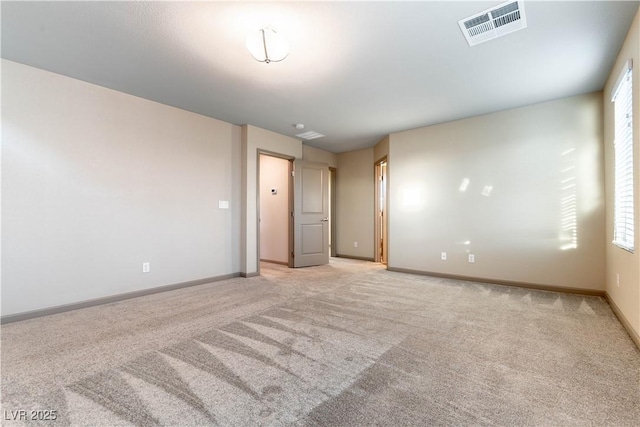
[
  {"xmin": 258, "ymin": 154, "xmax": 334, "ymax": 271},
  {"xmin": 374, "ymin": 158, "xmax": 388, "ymax": 264},
  {"xmin": 329, "ymin": 167, "xmax": 337, "ymax": 258},
  {"xmin": 258, "ymin": 153, "xmax": 293, "ymax": 267}
]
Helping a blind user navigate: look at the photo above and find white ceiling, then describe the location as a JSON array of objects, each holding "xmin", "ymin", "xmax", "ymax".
[{"xmin": 2, "ymin": 1, "xmax": 638, "ymax": 153}]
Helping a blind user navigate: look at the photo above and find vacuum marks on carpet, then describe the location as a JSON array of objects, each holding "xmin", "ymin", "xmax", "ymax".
[{"xmin": 63, "ymin": 311, "xmax": 399, "ymax": 426}]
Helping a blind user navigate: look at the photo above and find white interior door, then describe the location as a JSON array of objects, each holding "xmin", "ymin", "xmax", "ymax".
[{"xmin": 293, "ymin": 160, "xmax": 329, "ymax": 267}]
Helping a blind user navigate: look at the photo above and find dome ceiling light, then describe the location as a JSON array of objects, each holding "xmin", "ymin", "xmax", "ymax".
[{"xmin": 246, "ymin": 26, "xmax": 289, "ymax": 64}]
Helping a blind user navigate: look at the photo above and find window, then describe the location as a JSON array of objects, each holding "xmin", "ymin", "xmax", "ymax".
[{"xmin": 612, "ymin": 59, "xmax": 634, "ymax": 253}]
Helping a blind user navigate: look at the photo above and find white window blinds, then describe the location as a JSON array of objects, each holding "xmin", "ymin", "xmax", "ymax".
[{"xmin": 611, "ymin": 60, "xmax": 634, "ymax": 253}]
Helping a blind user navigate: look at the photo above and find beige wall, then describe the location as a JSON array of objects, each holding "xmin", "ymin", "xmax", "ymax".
[
  {"xmin": 374, "ymin": 135, "xmax": 390, "ymax": 163},
  {"xmin": 389, "ymin": 93, "xmax": 605, "ymax": 290},
  {"xmin": 259, "ymin": 155, "xmax": 290, "ymax": 264},
  {"xmin": 241, "ymin": 125, "xmax": 302, "ymax": 275},
  {"xmin": 303, "ymin": 144, "xmax": 338, "ymax": 168},
  {"xmin": 336, "ymin": 148, "xmax": 375, "ymax": 259},
  {"xmin": 604, "ymin": 10, "xmax": 640, "ymax": 336},
  {"xmin": 2, "ymin": 60, "xmax": 242, "ymax": 316}
]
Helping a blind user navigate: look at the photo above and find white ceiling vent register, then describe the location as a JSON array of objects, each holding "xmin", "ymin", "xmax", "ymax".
[
  {"xmin": 295, "ymin": 130, "xmax": 325, "ymax": 140},
  {"xmin": 458, "ymin": 0, "xmax": 527, "ymax": 46}
]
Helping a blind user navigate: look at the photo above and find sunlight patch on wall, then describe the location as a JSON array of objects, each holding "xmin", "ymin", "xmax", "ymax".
[
  {"xmin": 559, "ymin": 147, "xmax": 578, "ymax": 250},
  {"xmin": 458, "ymin": 178, "xmax": 470, "ymax": 192},
  {"xmin": 401, "ymin": 185, "xmax": 426, "ymax": 212}
]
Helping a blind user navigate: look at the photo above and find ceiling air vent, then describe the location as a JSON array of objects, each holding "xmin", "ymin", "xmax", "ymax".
[
  {"xmin": 295, "ymin": 130, "xmax": 325, "ymax": 140},
  {"xmin": 458, "ymin": 0, "xmax": 527, "ymax": 46}
]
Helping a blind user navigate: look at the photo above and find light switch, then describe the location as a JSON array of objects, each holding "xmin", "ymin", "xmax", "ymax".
[{"xmin": 219, "ymin": 200, "xmax": 229, "ymax": 209}]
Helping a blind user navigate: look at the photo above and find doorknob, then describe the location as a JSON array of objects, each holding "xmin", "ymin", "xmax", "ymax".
[{"xmin": 322, "ymin": 218, "xmax": 329, "ymax": 222}]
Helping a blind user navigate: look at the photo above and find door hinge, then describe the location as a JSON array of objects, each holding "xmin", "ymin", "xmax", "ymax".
[
  {"xmin": 291, "ymin": 252, "xmax": 295, "ymax": 258},
  {"xmin": 291, "ymin": 171, "xmax": 295, "ymax": 177}
]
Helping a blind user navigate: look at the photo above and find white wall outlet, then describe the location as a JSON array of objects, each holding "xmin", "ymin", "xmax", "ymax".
[
  {"xmin": 468, "ymin": 254, "xmax": 475, "ymax": 263},
  {"xmin": 616, "ymin": 273, "xmax": 620, "ymax": 287},
  {"xmin": 218, "ymin": 200, "xmax": 229, "ymax": 209},
  {"xmin": 441, "ymin": 252, "xmax": 447, "ymax": 261},
  {"xmin": 353, "ymin": 241, "xmax": 358, "ymax": 248},
  {"xmin": 142, "ymin": 262, "xmax": 150, "ymax": 273}
]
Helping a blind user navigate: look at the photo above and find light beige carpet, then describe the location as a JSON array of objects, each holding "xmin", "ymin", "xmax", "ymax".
[{"xmin": 1, "ymin": 258, "xmax": 639, "ymax": 426}]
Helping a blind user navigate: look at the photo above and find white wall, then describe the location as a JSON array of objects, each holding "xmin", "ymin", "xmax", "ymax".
[
  {"xmin": 389, "ymin": 93, "xmax": 605, "ymax": 291},
  {"xmin": 1, "ymin": 60, "xmax": 242, "ymax": 316},
  {"xmin": 604, "ymin": 9, "xmax": 640, "ymax": 338},
  {"xmin": 259, "ymin": 155, "xmax": 290, "ymax": 264}
]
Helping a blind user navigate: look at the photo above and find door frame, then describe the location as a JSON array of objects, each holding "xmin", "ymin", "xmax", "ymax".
[
  {"xmin": 257, "ymin": 150, "xmax": 295, "ymax": 276},
  {"xmin": 329, "ymin": 167, "xmax": 337, "ymax": 258},
  {"xmin": 374, "ymin": 156, "xmax": 388, "ymax": 264}
]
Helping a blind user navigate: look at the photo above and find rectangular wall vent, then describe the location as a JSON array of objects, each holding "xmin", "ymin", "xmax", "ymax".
[{"xmin": 459, "ymin": 0, "xmax": 527, "ymax": 46}]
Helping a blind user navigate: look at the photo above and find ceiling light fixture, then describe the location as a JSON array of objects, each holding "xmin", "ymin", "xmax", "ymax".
[{"xmin": 246, "ymin": 26, "xmax": 289, "ymax": 64}]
